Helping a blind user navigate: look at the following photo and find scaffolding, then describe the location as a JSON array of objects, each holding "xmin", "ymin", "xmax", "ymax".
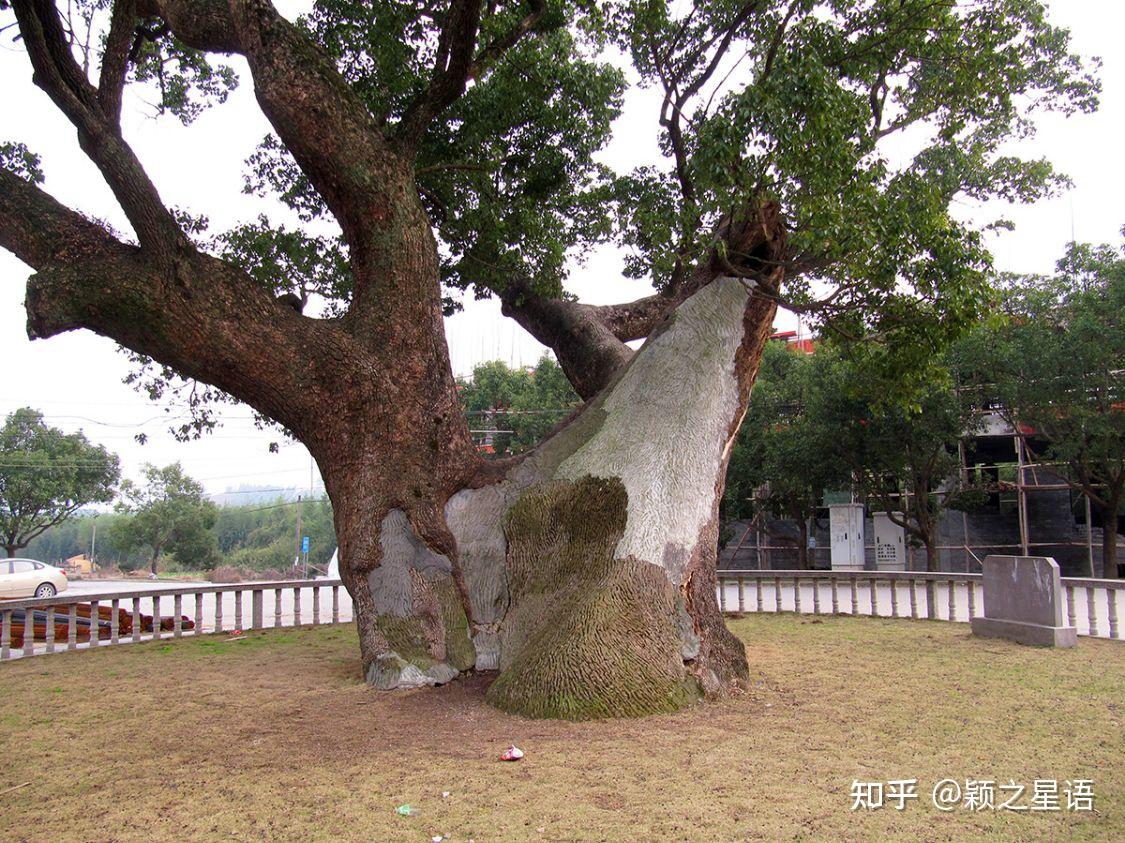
[{"xmin": 724, "ymin": 435, "xmax": 1109, "ymax": 575}]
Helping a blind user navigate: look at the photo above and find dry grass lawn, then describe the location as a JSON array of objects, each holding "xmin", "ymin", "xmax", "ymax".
[{"xmin": 0, "ymin": 614, "xmax": 1121, "ymax": 841}]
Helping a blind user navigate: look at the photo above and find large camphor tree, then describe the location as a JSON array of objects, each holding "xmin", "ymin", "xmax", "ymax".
[{"xmin": 0, "ymin": 1, "xmax": 1097, "ymax": 717}]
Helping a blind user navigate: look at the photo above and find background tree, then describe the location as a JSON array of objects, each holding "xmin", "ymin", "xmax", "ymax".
[
  {"xmin": 0, "ymin": 0, "xmax": 1097, "ymax": 717},
  {"xmin": 722, "ymin": 342, "xmax": 847, "ymax": 569},
  {"xmin": 0, "ymin": 407, "xmax": 120, "ymax": 557},
  {"xmin": 819, "ymin": 358, "xmax": 983, "ymax": 572},
  {"xmin": 457, "ymin": 355, "xmax": 580, "ymax": 454},
  {"xmin": 952, "ymin": 237, "xmax": 1125, "ymax": 576},
  {"xmin": 112, "ymin": 463, "xmax": 218, "ymax": 575}
]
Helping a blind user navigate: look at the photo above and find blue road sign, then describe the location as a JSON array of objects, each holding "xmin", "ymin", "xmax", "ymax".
[{"xmin": 302, "ymin": 536, "xmax": 310, "ymax": 554}]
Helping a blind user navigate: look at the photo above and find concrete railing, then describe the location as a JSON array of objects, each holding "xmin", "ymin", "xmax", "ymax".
[
  {"xmin": 716, "ymin": 570, "xmax": 1122, "ymax": 641},
  {"xmin": 0, "ymin": 579, "xmax": 352, "ymax": 661},
  {"xmin": 5, "ymin": 570, "xmax": 1118, "ymax": 661}
]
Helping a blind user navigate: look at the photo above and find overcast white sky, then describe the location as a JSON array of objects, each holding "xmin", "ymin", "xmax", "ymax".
[{"xmin": 1, "ymin": 1, "xmax": 1123, "ymax": 497}]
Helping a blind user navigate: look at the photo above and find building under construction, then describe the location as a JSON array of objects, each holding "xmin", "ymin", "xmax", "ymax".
[{"xmin": 720, "ymin": 410, "xmax": 1122, "ymax": 578}]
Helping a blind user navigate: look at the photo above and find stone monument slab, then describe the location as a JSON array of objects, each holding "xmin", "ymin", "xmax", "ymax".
[{"xmin": 971, "ymin": 555, "xmax": 1077, "ymax": 647}]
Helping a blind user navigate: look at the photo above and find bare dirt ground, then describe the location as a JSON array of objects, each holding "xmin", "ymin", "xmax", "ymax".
[{"xmin": 0, "ymin": 615, "xmax": 1120, "ymax": 841}]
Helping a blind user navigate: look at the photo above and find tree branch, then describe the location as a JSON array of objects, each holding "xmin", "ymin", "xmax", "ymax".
[
  {"xmin": 97, "ymin": 0, "xmax": 137, "ymax": 124},
  {"xmin": 0, "ymin": 167, "xmax": 362, "ymax": 443},
  {"xmin": 395, "ymin": 1, "xmax": 546, "ymax": 146},
  {"xmin": 137, "ymin": 0, "xmax": 449, "ymax": 345},
  {"xmin": 395, "ymin": 0, "xmax": 484, "ymax": 144},
  {"xmin": 13, "ymin": 0, "xmax": 185, "ymax": 255},
  {"xmin": 501, "ymin": 201, "xmax": 787, "ymax": 397},
  {"xmin": 467, "ymin": 0, "xmax": 545, "ymax": 82},
  {"xmin": 0, "ymin": 169, "xmax": 124, "ymax": 270},
  {"xmin": 499, "ymin": 282, "xmax": 634, "ymax": 401}
]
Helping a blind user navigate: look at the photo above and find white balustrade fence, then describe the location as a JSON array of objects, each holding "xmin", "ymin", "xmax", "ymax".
[
  {"xmin": 1, "ymin": 579, "xmax": 353, "ymax": 661},
  {"xmin": 716, "ymin": 570, "xmax": 1122, "ymax": 640},
  {"xmin": 5, "ymin": 571, "xmax": 1119, "ymax": 662}
]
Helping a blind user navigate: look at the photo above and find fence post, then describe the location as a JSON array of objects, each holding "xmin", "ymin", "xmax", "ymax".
[
  {"xmin": 88, "ymin": 600, "xmax": 100, "ymax": 649},
  {"xmin": 252, "ymin": 589, "xmax": 263, "ymax": 629},
  {"xmin": 926, "ymin": 580, "xmax": 936, "ymax": 620},
  {"xmin": 174, "ymin": 594, "xmax": 183, "ymax": 638},
  {"xmin": 275, "ymin": 589, "xmax": 283, "ymax": 627},
  {"xmin": 214, "ymin": 591, "xmax": 223, "ymax": 634},
  {"xmin": 110, "ymin": 600, "xmax": 119, "ymax": 645},
  {"xmin": 195, "ymin": 593, "xmax": 204, "ymax": 636},
  {"xmin": 1086, "ymin": 586, "xmax": 1097, "ymax": 636},
  {"xmin": 131, "ymin": 598, "xmax": 141, "ymax": 642},
  {"xmin": 1109, "ymin": 590, "xmax": 1119, "ymax": 640},
  {"xmin": 313, "ymin": 586, "xmax": 321, "ymax": 625},
  {"xmin": 0, "ymin": 610, "xmax": 9, "ymax": 660},
  {"xmin": 46, "ymin": 606, "xmax": 55, "ymax": 653},
  {"xmin": 152, "ymin": 596, "xmax": 162, "ymax": 641},
  {"xmin": 830, "ymin": 577, "xmax": 839, "ymax": 615},
  {"xmin": 68, "ymin": 604, "xmax": 78, "ymax": 650},
  {"xmin": 332, "ymin": 585, "xmax": 340, "ymax": 623},
  {"xmin": 234, "ymin": 591, "xmax": 243, "ymax": 632}
]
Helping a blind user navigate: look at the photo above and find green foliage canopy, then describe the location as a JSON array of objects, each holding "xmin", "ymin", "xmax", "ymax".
[
  {"xmin": 2, "ymin": 1, "xmax": 1102, "ymax": 432},
  {"xmin": 179, "ymin": 0, "xmax": 1099, "ymax": 343}
]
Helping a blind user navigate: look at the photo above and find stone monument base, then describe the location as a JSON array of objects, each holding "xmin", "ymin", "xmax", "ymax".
[{"xmin": 971, "ymin": 616, "xmax": 1077, "ymax": 648}]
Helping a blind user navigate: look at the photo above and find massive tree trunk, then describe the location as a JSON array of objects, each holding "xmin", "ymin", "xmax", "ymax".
[{"xmin": 349, "ymin": 278, "xmax": 777, "ymax": 717}]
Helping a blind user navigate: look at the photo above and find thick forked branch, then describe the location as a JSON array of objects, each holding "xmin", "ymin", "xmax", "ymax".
[
  {"xmin": 138, "ymin": 0, "xmax": 401, "ymax": 239},
  {"xmin": 395, "ymin": 0, "xmax": 547, "ymax": 145},
  {"xmin": 401, "ymin": 0, "xmax": 484, "ymax": 142},
  {"xmin": 0, "ymin": 168, "xmax": 354, "ymax": 444},
  {"xmin": 503, "ymin": 203, "xmax": 787, "ymax": 398},
  {"xmin": 13, "ymin": 0, "xmax": 184, "ymax": 255},
  {"xmin": 139, "ymin": 0, "xmax": 453, "ymax": 347}
]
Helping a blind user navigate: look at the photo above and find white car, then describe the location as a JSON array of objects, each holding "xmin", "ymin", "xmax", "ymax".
[{"xmin": 0, "ymin": 558, "xmax": 68, "ymax": 599}]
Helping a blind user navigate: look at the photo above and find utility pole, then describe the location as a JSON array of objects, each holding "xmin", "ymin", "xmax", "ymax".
[
  {"xmin": 90, "ymin": 519, "xmax": 97, "ymax": 569},
  {"xmin": 293, "ymin": 494, "xmax": 303, "ymax": 576}
]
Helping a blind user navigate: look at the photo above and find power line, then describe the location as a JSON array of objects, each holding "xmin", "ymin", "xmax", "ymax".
[{"xmin": 241, "ymin": 497, "xmax": 329, "ymax": 514}]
